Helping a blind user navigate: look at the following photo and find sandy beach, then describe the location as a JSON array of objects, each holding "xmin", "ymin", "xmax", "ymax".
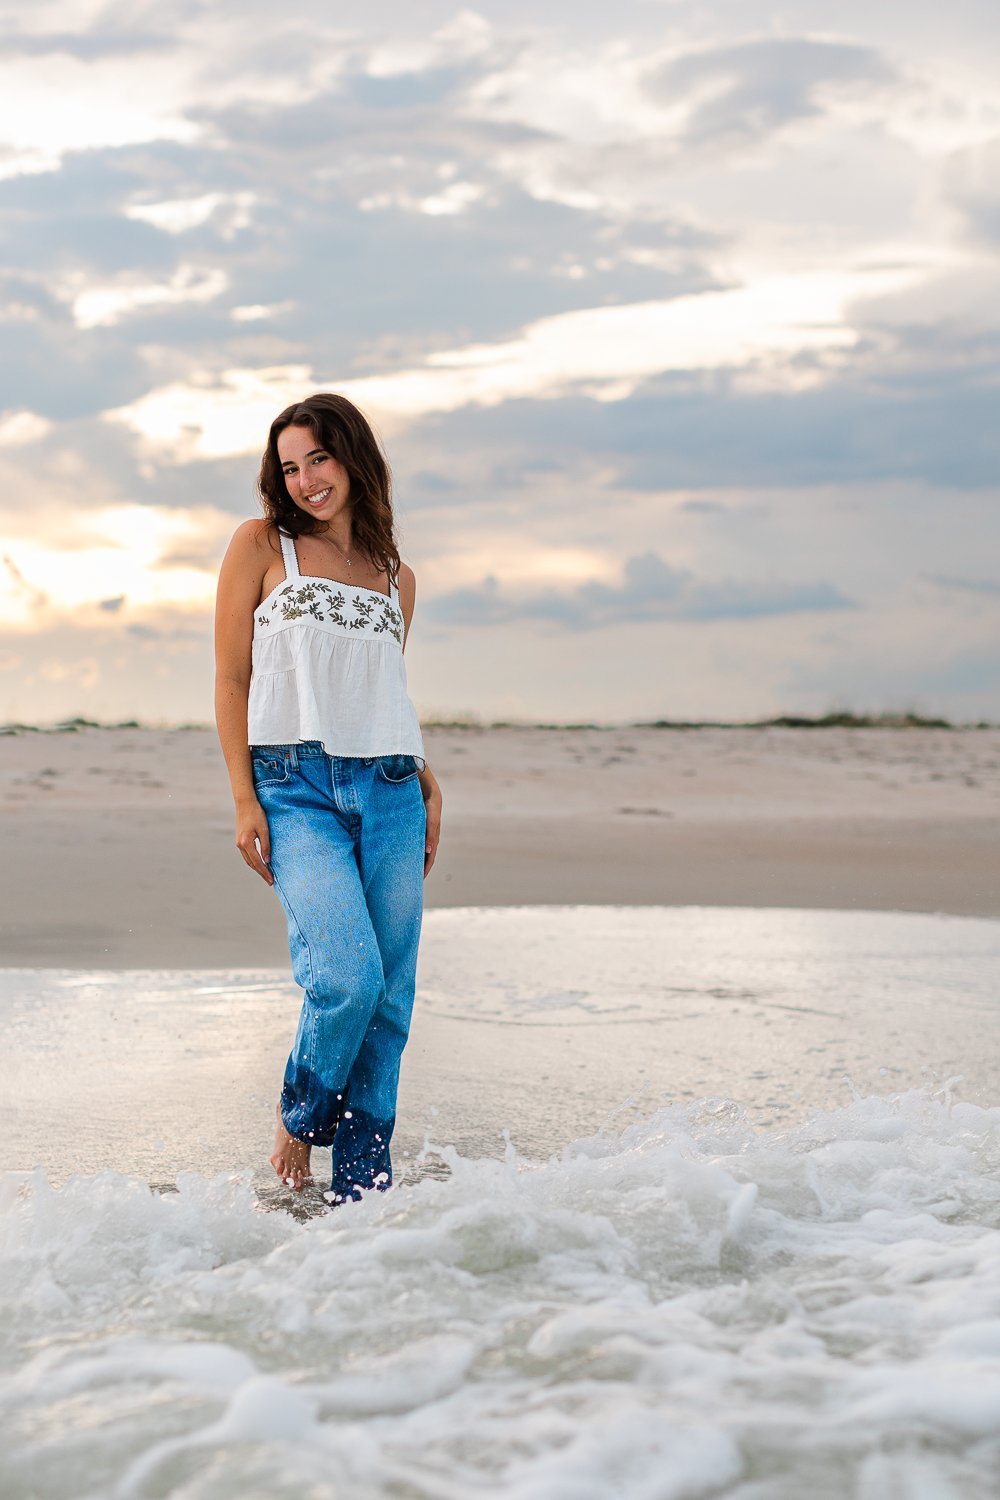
[
  {"xmin": 0, "ymin": 722, "xmax": 998, "ymax": 967},
  {"xmin": 4, "ymin": 730, "xmax": 1000, "ymax": 1499}
]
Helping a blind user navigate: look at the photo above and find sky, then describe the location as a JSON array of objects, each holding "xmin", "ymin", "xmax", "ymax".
[{"xmin": 1, "ymin": 0, "xmax": 999, "ymax": 726}]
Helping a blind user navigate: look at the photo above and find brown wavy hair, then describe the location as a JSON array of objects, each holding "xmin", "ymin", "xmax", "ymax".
[{"xmin": 257, "ymin": 393, "xmax": 399, "ymax": 583}]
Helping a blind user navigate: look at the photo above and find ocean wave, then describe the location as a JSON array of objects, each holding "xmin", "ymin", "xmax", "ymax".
[{"xmin": 3, "ymin": 1086, "xmax": 1000, "ymax": 1498}]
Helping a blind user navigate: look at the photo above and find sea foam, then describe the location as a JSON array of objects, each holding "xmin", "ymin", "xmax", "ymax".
[{"xmin": 3, "ymin": 1086, "xmax": 1000, "ymax": 1499}]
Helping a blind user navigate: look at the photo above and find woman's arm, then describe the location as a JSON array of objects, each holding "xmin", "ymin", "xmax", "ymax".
[
  {"xmin": 397, "ymin": 561, "xmax": 443, "ymax": 878},
  {"xmin": 418, "ymin": 763, "xmax": 442, "ymax": 877},
  {"xmin": 215, "ymin": 520, "xmax": 275, "ymax": 885}
]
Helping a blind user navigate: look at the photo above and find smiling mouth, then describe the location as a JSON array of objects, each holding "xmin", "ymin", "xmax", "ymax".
[{"xmin": 304, "ymin": 488, "xmax": 332, "ymax": 507}]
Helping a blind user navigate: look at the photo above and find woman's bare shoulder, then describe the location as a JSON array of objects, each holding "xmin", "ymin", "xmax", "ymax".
[
  {"xmin": 229, "ymin": 517, "xmax": 280, "ymax": 556},
  {"xmin": 395, "ymin": 561, "xmax": 416, "ymax": 625}
]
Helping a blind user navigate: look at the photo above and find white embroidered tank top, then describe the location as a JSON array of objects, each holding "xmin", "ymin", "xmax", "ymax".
[{"xmin": 247, "ymin": 530, "xmax": 425, "ymax": 761}]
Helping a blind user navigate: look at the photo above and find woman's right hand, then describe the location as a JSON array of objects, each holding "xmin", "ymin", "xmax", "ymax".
[{"xmin": 235, "ymin": 797, "xmax": 274, "ymax": 885}]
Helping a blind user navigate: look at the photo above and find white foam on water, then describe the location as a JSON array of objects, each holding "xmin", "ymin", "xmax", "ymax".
[{"xmin": 3, "ymin": 1087, "xmax": 1000, "ymax": 1499}]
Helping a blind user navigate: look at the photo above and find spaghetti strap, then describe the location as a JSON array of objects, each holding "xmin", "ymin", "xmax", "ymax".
[
  {"xmin": 388, "ymin": 569, "xmax": 398, "ymax": 602},
  {"xmin": 278, "ymin": 530, "xmax": 300, "ymax": 580}
]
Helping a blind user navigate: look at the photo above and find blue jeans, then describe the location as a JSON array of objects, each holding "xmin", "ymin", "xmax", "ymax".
[{"xmin": 251, "ymin": 743, "xmax": 426, "ymax": 1202}]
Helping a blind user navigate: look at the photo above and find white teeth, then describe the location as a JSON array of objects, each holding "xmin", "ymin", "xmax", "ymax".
[{"xmin": 306, "ymin": 488, "xmax": 331, "ymax": 505}]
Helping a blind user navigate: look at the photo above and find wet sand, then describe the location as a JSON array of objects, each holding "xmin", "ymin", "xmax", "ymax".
[
  {"xmin": 4, "ymin": 906, "xmax": 998, "ymax": 1187},
  {"xmin": 0, "ymin": 723, "xmax": 998, "ymax": 967}
]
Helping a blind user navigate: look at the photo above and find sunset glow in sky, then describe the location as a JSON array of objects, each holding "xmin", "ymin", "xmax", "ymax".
[{"xmin": 1, "ymin": 1, "xmax": 999, "ymax": 724}]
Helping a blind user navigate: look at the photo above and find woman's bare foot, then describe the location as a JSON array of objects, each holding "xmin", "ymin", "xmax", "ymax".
[{"xmin": 270, "ymin": 1103, "xmax": 313, "ymax": 1191}]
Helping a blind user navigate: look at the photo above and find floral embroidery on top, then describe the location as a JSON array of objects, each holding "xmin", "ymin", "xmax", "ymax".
[
  {"xmin": 257, "ymin": 581, "xmax": 403, "ymax": 643},
  {"xmin": 350, "ymin": 594, "xmax": 375, "ymax": 630}
]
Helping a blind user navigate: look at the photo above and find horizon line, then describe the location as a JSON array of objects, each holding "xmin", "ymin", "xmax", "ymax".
[{"xmin": 2, "ymin": 711, "xmax": 996, "ymax": 736}]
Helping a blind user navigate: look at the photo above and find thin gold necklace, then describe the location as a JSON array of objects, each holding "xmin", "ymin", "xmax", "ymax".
[{"xmin": 321, "ymin": 531, "xmax": 353, "ymax": 569}]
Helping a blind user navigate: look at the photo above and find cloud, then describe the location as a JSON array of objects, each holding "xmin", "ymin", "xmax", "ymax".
[
  {"xmin": 0, "ymin": 613, "xmax": 214, "ymax": 726},
  {"xmin": 427, "ymin": 551, "xmax": 854, "ymax": 629},
  {"xmin": 0, "ymin": 49, "xmax": 199, "ymax": 178},
  {"xmin": 646, "ymin": 37, "xmax": 895, "ymax": 149},
  {"xmin": 124, "ymin": 191, "xmax": 256, "ymax": 236},
  {"xmin": 0, "ymin": 143, "xmax": 717, "ymax": 420},
  {"xmin": 0, "ymin": 30, "xmax": 176, "ymax": 60},
  {"xmin": 419, "ymin": 334, "xmax": 1000, "ymax": 492},
  {"xmin": 0, "ymin": 2, "xmax": 997, "ymax": 723},
  {"xmin": 925, "ymin": 573, "xmax": 1000, "ymax": 597},
  {"xmin": 0, "ymin": 409, "xmax": 52, "ymax": 445},
  {"xmin": 0, "ymin": 503, "xmax": 234, "ymax": 631},
  {"xmin": 70, "ymin": 264, "xmax": 228, "ymax": 329},
  {"xmin": 0, "ymin": 6, "xmax": 359, "ymax": 177},
  {"xmin": 945, "ymin": 137, "xmax": 1000, "ymax": 244},
  {"xmin": 2, "ymin": 552, "xmax": 48, "ymax": 610},
  {"xmin": 107, "ymin": 265, "xmax": 924, "ymax": 459}
]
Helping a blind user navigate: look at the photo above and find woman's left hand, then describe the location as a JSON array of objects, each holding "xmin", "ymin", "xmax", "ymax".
[{"xmin": 420, "ymin": 772, "xmax": 442, "ymax": 878}]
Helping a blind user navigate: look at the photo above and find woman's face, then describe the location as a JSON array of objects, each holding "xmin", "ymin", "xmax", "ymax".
[{"xmin": 277, "ymin": 424, "xmax": 351, "ymax": 522}]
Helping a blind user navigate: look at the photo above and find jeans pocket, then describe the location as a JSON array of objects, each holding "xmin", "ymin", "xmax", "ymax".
[
  {"xmin": 376, "ymin": 754, "xmax": 420, "ymax": 784},
  {"xmin": 252, "ymin": 750, "xmax": 291, "ymax": 786}
]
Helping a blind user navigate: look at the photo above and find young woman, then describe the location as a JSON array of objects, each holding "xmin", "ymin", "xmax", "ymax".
[{"xmin": 214, "ymin": 393, "xmax": 442, "ymax": 1202}]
